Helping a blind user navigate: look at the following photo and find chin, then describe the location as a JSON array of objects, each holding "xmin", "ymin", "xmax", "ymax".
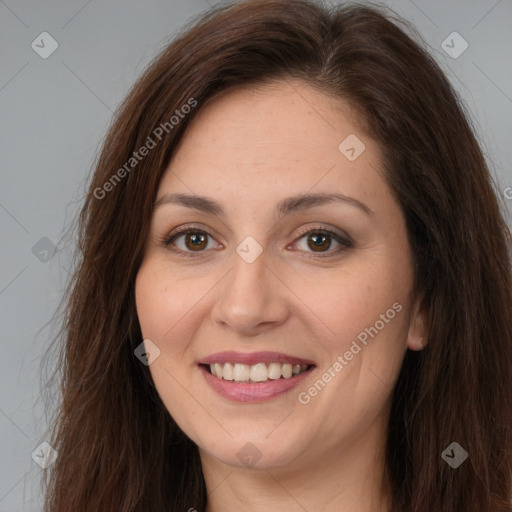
[{"xmin": 199, "ymin": 434, "xmax": 305, "ymax": 470}]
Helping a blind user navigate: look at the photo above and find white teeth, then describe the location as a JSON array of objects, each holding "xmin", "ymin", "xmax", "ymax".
[
  {"xmin": 223, "ymin": 362, "xmax": 234, "ymax": 381},
  {"xmin": 282, "ymin": 364, "xmax": 292, "ymax": 378},
  {"xmin": 233, "ymin": 364, "xmax": 250, "ymax": 382},
  {"xmin": 208, "ymin": 362, "xmax": 310, "ymax": 382},
  {"xmin": 250, "ymin": 363, "xmax": 268, "ymax": 382},
  {"xmin": 267, "ymin": 362, "xmax": 282, "ymax": 380}
]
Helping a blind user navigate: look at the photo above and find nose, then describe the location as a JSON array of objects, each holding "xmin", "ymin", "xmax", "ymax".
[{"xmin": 210, "ymin": 248, "xmax": 289, "ymax": 336}]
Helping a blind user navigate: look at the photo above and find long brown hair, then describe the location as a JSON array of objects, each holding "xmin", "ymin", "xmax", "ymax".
[{"xmin": 43, "ymin": 1, "xmax": 512, "ymax": 510}]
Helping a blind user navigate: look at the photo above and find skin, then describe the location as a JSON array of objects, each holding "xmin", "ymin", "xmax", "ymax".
[{"xmin": 135, "ymin": 79, "xmax": 427, "ymax": 512}]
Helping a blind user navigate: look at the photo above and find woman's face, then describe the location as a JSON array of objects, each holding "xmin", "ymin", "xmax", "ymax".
[{"xmin": 135, "ymin": 80, "xmax": 426, "ymax": 472}]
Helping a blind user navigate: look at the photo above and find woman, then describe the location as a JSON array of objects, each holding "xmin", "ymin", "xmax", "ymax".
[{"xmin": 43, "ymin": 1, "xmax": 512, "ymax": 510}]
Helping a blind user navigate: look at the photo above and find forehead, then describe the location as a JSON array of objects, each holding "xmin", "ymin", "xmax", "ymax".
[
  {"xmin": 174, "ymin": 80, "xmax": 369, "ymax": 159},
  {"xmin": 158, "ymin": 80, "xmax": 385, "ymax": 212}
]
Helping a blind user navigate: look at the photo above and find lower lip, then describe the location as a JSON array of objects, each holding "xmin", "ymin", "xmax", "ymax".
[{"xmin": 199, "ymin": 365, "xmax": 315, "ymax": 402}]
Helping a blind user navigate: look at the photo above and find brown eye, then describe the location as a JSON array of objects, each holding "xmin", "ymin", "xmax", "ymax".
[
  {"xmin": 293, "ymin": 228, "xmax": 352, "ymax": 257},
  {"xmin": 165, "ymin": 228, "xmax": 218, "ymax": 253},
  {"xmin": 306, "ymin": 232, "xmax": 332, "ymax": 252},
  {"xmin": 183, "ymin": 232, "xmax": 208, "ymax": 251}
]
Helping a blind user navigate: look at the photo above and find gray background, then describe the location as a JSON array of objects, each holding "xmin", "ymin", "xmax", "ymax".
[{"xmin": 1, "ymin": 0, "xmax": 511, "ymax": 510}]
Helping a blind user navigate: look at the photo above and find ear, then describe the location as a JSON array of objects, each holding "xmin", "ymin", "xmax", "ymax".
[{"xmin": 406, "ymin": 292, "xmax": 428, "ymax": 351}]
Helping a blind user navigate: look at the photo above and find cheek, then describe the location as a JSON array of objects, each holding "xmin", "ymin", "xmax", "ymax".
[
  {"xmin": 135, "ymin": 263, "xmax": 202, "ymax": 420},
  {"xmin": 135, "ymin": 260, "xmax": 197, "ymax": 340},
  {"xmin": 135, "ymin": 266, "xmax": 170, "ymax": 339},
  {"xmin": 135, "ymin": 259, "xmax": 220, "ymax": 373},
  {"xmin": 295, "ymin": 257, "xmax": 409, "ymax": 346},
  {"xmin": 135, "ymin": 270, "xmax": 187, "ymax": 372},
  {"xmin": 293, "ymin": 266, "xmax": 410, "ymax": 423},
  {"xmin": 290, "ymin": 252, "xmax": 413, "ymax": 403}
]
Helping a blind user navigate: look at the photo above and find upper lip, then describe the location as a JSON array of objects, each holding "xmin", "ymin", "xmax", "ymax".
[{"xmin": 198, "ymin": 351, "xmax": 316, "ymax": 366}]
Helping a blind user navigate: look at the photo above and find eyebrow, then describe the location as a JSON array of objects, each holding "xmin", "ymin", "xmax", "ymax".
[{"xmin": 154, "ymin": 192, "xmax": 373, "ymax": 217}]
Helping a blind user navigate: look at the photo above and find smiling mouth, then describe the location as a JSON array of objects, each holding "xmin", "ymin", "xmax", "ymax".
[{"xmin": 201, "ymin": 362, "xmax": 314, "ymax": 383}]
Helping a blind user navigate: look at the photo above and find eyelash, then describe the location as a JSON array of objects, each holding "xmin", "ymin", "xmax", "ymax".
[{"xmin": 161, "ymin": 224, "xmax": 352, "ymax": 259}]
